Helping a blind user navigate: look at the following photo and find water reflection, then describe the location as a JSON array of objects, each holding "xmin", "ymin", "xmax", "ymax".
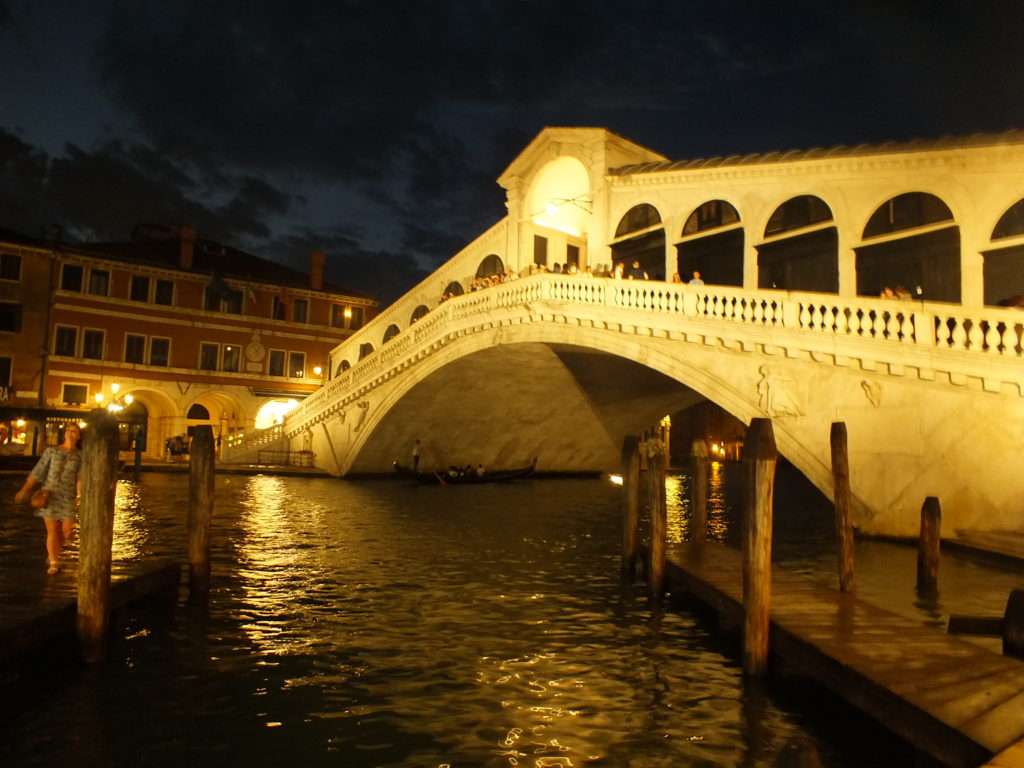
[
  {"xmin": 112, "ymin": 478, "xmax": 146, "ymax": 561},
  {"xmin": 665, "ymin": 461, "xmax": 734, "ymax": 544}
]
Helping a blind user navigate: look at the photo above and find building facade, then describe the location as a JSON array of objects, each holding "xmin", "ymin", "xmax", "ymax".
[{"xmin": 0, "ymin": 226, "xmax": 378, "ymax": 460}]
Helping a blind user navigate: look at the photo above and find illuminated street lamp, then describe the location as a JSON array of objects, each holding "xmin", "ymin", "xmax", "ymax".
[{"xmin": 313, "ymin": 366, "xmax": 323, "ymax": 376}]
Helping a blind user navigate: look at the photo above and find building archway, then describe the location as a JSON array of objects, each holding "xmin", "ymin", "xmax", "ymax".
[
  {"xmin": 983, "ymin": 198, "xmax": 1024, "ymax": 306},
  {"xmin": 336, "ymin": 359, "xmax": 351, "ymax": 376},
  {"xmin": 255, "ymin": 398, "xmax": 301, "ymax": 430},
  {"xmin": 476, "ymin": 254, "xmax": 504, "ymax": 278},
  {"xmin": 855, "ymin": 192, "xmax": 959, "ymax": 301},
  {"xmin": 443, "ymin": 281, "xmax": 464, "ymax": 299},
  {"xmin": 612, "ymin": 203, "xmax": 664, "ymax": 279},
  {"xmin": 382, "ymin": 324, "xmax": 401, "ymax": 345},
  {"xmin": 677, "ymin": 200, "xmax": 743, "ymax": 286},
  {"xmin": 410, "ymin": 304, "xmax": 429, "ymax": 324},
  {"xmin": 757, "ymin": 195, "xmax": 837, "ymax": 292},
  {"xmin": 186, "ymin": 403, "xmax": 210, "ymax": 420},
  {"xmin": 118, "ymin": 387, "xmax": 179, "ymax": 460},
  {"xmin": 359, "ymin": 342, "xmax": 375, "ymax": 360}
]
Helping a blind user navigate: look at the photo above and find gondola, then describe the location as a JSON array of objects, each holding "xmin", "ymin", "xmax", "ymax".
[{"xmin": 393, "ymin": 458, "xmax": 537, "ymax": 485}]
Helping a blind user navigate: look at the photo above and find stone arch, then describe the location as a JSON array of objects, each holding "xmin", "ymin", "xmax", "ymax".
[
  {"xmin": 118, "ymin": 387, "xmax": 179, "ymax": 460},
  {"xmin": 443, "ymin": 281, "xmax": 464, "ymax": 299},
  {"xmin": 186, "ymin": 403, "xmax": 210, "ymax": 419},
  {"xmin": 983, "ymin": 197, "xmax": 1024, "ymax": 306},
  {"xmin": 612, "ymin": 203, "xmax": 665, "ymax": 280},
  {"xmin": 856, "ymin": 191, "xmax": 960, "ymax": 301},
  {"xmin": 335, "ymin": 359, "xmax": 351, "ymax": 376},
  {"xmin": 410, "ymin": 304, "xmax": 430, "ymax": 324},
  {"xmin": 756, "ymin": 195, "xmax": 838, "ymax": 293},
  {"xmin": 358, "ymin": 342, "xmax": 375, "ymax": 360},
  {"xmin": 382, "ymin": 323, "xmax": 401, "ymax": 345},
  {"xmin": 476, "ymin": 254, "xmax": 504, "ymax": 278},
  {"xmin": 677, "ymin": 199, "xmax": 743, "ymax": 286},
  {"xmin": 524, "ymin": 155, "xmax": 592, "ymax": 238}
]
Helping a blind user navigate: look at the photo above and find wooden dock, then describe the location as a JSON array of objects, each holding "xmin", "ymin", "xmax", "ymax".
[
  {"xmin": 0, "ymin": 560, "xmax": 181, "ymax": 669},
  {"xmin": 666, "ymin": 542, "xmax": 1024, "ymax": 768}
]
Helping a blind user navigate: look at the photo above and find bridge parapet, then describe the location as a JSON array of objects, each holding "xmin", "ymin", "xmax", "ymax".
[{"xmin": 286, "ymin": 274, "xmax": 1023, "ymax": 439}]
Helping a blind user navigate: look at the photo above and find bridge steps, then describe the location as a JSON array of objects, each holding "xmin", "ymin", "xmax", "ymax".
[{"xmin": 667, "ymin": 542, "xmax": 1024, "ymax": 768}]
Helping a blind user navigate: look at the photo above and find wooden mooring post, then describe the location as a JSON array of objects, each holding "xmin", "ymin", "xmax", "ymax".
[
  {"xmin": 646, "ymin": 437, "xmax": 668, "ymax": 601},
  {"xmin": 742, "ymin": 418, "xmax": 777, "ymax": 676},
  {"xmin": 690, "ymin": 438, "xmax": 708, "ymax": 545},
  {"xmin": 916, "ymin": 496, "xmax": 941, "ymax": 594},
  {"xmin": 77, "ymin": 409, "xmax": 120, "ymax": 662},
  {"xmin": 620, "ymin": 435, "xmax": 641, "ymax": 582},
  {"xmin": 188, "ymin": 425, "xmax": 215, "ymax": 596},
  {"xmin": 829, "ymin": 422, "xmax": 855, "ymax": 592}
]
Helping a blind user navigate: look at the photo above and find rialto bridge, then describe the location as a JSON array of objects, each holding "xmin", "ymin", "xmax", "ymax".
[{"xmin": 237, "ymin": 128, "xmax": 1024, "ymax": 537}]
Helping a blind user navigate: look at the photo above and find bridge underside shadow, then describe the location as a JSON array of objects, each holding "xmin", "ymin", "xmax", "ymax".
[{"xmin": 349, "ymin": 343, "xmax": 704, "ymax": 473}]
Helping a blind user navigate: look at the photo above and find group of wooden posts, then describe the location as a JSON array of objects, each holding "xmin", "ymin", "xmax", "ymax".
[
  {"xmin": 76, "ymin": 410, "xmax": 215, "ymax": 662},
  {"xmin": 620, "ymin": 417, "xmax": 1022, "ymax": 677}
]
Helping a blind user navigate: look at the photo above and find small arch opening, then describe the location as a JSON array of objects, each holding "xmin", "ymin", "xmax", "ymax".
[
  {"xmin": 186, "ymin": 403, "xmax": 211, "ymax": 420},
  {"xmin": 677, "ymin": 200, "xmax": 743, "ymax": 286},
  {"xmin": 984, "ymin": 198, "xmax": 1024, "ymax": 306},
  {"xmin": 335, "ymin": 359, "xmax": 350, "ymax": 376},
  {"xmin": 758, "ymin": 196, "xmax": 837, "ymax": 293},
  {"xmin": 410, "ymin": 304, "xmax": 429, "ymax": 324},
  {"xmin": 476, "ymin": 254, "xmax": 504, "ymax": 278},
  {"xmin": 612, "ymin": 203, "xmax": 665, "ymax": 280},
  {"xmin": 382, "ymin": 324, "xmax": 401, "ymax": 344},
  {"xmin": 358, "ymin": 342, "xmax": 375, "ymax": 361}
]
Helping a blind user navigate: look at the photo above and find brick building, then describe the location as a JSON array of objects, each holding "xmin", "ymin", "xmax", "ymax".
[{"xmin": 0, "ymin": 225, "xmax": 378, "ymax": 460}]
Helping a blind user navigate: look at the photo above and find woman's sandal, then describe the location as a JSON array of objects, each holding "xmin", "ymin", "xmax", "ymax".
[{"xmin": 47, "ymin": 561, "xmax": 59, "ymax": 575}]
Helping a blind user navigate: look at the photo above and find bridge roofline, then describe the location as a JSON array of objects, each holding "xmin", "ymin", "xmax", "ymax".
[
  {"xmin": 498, "ymin": 126, "xmax": 669, "ymax": 188},
  {"xmin": 609, "ymin": 128, "xmax": 1024, "ymax": 177}
]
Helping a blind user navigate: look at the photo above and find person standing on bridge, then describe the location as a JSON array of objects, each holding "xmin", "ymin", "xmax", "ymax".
[
  {"xmin": 15, "ymin": 423, "xmax": 82, "ymax": 574},
  {"xmin": 689, "ymin": 270, "xmax": 704, "ymax": 286}
]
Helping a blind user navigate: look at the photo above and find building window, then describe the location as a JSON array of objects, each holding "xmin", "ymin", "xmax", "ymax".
[
  {"xmin": 154, "ymin": 279, "xmax": 174, "ymax": 305},
  {"xmin": 199, "ymin": 343, "xmax": 219, "ymax": 371},
  {"xmin": 54, "ymin": 325, "xmax": 78, "ymax": 356},
  {"xmin": 272, "ymin": 296, "xmax": 285, "ymax": 320},
  {"xmin": 62, "ymin": 383, "xmax": 88, "ymax": 405},
  {"xmin": 533, "ymin": 235, "xmax": 548, "ymax": 266},
  {"xmin": 268, "ymin": 349, "xmax": 285, "ymax": 377},
  {"xmin": 88, "ymin": 268, "xmax": 110, "ymax": 296},
  {"xmin": 125, "ymin": 333, "xmax": 146, "ymax": 364},
  {"xmin": 0, "ymin": 253, "xmax": 21, "ymax": 281},
  {"xmin": 347, "ymin": 306, "xmax": 364, "ymax": 329},
  {"xmin": 288, "ymin": 351, "xmax": 306, "ymax": 378},
  {"xmin": 0, "ymin": 302, "xmax": 21, "ymax": 332},
  {"xmin": 223, "ymin": 288, "xmax": 243, "ymax": 314},
  {"xmin": 61, "ymin": 264, "xmax": 83, "ymax": 292},
  {"xmin": 331, "ymin": 305, "xmax": 345, "ymax": 327},
  {"xmin": 0, "ymin": 356, "xmax": 11, "ymax": 398},
  {"xmin": 222, "ymin": 344, "xmax": 240, "ymax": 372},
  {"xmin": 130, "ymin": 275, "xmax": 150, "ymax": 302},
  {"xmin": 149, "ymin": 337, "xmax": 170, "ymax": 367},
  {"xmin": 567, "ymin": 244, "xmax": 580, "ymax": 268},
  {"xmin": 292, "ymin": 299, "xmax": 309, "ymax": 323},
  {"xmin": 82, "ymin": 329, "xmax": 105, "ymax": 360}
]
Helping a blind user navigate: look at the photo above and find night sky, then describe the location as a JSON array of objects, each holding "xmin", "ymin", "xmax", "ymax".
[{"xmin": 2, "ymin": 1, "xmax": 1022, "ymax": 304}]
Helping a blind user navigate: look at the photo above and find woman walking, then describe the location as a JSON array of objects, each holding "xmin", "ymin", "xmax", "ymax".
[{"xmin": 15, "ymin": 423, "xmax": 82, "ymax": 574}]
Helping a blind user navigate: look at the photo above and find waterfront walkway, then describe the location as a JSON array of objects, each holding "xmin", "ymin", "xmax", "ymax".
[
  {"xmin": 667, "ymin": 542, "xmax": 1024, "ymax": 768},
  {"xmin": 0, "ymin": 558, "xmax": 179, "ymax": 669}
]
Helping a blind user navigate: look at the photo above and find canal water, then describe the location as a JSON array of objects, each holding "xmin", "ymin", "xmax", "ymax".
[{"xmin": 0, "ymin": 465, "xmax": 1019, "ymax": 767}]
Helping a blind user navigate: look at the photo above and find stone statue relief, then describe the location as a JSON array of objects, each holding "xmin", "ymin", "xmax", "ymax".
[{"xmin": 756, "ymin": 365, "xmax": 803, "ymax": 418}]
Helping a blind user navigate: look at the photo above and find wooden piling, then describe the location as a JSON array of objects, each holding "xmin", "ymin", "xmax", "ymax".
[
  {"xmin": 742, "ymin": 418, "xmax": 777, "ymax": 676},
  {"xmin": 690, "ymin": 438, "xmax": 709, "ymax": 545},
  {"xmin": 620, "ymin": 435, "xmax": 641, "ymax": 582},
  {"xmin": 1003, "ymin": 590, "xmax": 1024, "ymax": 659},
  {"xmin": 647, "ymin": 437, "xmax": 668, "ymax": 600},
  {"xmin": 187, "ymin": 425, "xmax": 215, "ymax": 595},
  {"xmin": 916, "ymin": 496, "xmax": 941, "ymax": 594},
  {"xmin": 829, "ymin": 422, "xmax": 855, "ymax": 592},
  {"xmin": 76, "ymin": 409, "xmax": 120, "ymax": 662}
]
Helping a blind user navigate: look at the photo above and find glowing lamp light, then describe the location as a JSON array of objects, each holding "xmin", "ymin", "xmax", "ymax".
[
  {"xmin": 15, "ymin": 418, "xmax": 25, "ymax": 428},
  {"xmin": 110, "ymin": 383, "xmax": 121, "ymax": 394},
  {"xmin": 343, "ymin": 307, "xmax": 353, "ymax": 319},
  {"xmin": 312, "ymin": 365, "xmax": 323, "ymax": 376},
  {"xmin": 609, "ymin": 473, "xmax": 624, "ymax": 486},
  {"xmin": 94, "ymin": 392, "xmax": 105, "ymax": 404},
  {"xmin": 545, "ymin": 201, "xmax": 558, "ymax": 215},
  {"xmin": 124, "ymin": 394, "xmax": 134, "ymax": 405},
  {"xmin": 78, "ymin": 421, "xmax": 87, "ymax": 428}
]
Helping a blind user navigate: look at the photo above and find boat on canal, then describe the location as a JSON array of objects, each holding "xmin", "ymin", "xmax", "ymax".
[{"xmin": 393, "ymin": 458, "xmax": 537, "ymax": 485}]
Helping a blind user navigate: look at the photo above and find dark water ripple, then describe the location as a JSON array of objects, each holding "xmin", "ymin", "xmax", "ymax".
[{"xmin": 0, "ymin": 468, "xmax": 1017, "ymax": 766}]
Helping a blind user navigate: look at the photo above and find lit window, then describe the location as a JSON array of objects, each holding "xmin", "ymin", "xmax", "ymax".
[
  {"xmin": 288, "ymin": 351, "xmax": 305, "ymax": 378},
  {"xmin": 222, "ymin": 344, "xmax": 240, "ymax": 372}
]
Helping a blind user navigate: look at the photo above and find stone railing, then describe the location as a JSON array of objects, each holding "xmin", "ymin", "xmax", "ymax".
[
  {"xmin": 221, "ymin": 423, "xmax": 285, "ymax": 463},
  {"xmin": 287, "ymin": 274, "xmax": 1024, "ymax": 434}
]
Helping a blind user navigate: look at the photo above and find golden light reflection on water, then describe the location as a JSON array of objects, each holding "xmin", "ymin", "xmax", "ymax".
[
  {"xmin": 112, "ymin": 479, "xmax": 146, "ymax": 561},
  {"xmin": 664, "ymin": 462, "xmax": 732, "ymax": 544}
]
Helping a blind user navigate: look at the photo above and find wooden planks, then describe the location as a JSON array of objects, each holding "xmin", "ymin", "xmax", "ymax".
[{"xmin": 667, "ymin": 542, "xmax": 1024, "ymax": 768}]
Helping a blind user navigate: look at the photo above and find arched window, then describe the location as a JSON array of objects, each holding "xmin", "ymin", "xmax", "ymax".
[
  {"xmin": 443, "ymin": 281, "xmax": 464, "ymax": 298},
  {"xmin": 382, "ymin": 324, "xmax": 401, "ymax": 344},
  {"xmin": 984, "ymin": 198, "xmax": 1024, "ymax": 306},
  {"xmin": 476, "ymin": 254, "xmax": 504, "ymax": 278},
  {"xmin": 614, "ymin": 203, "xmax": 661, "ymax": 238},
  {"xmin": 410, "ymin": 304, "xmax": 429, "ymax": 324},
  {"xmin": 682, "ymin": 200, "xmax": 740, "ymax": 236},
  {"xmin": 857, "ymin": 192, "xmax": 959, "ymax": 302},
  {"xmin": 335, "ymin": 359, "xmax": 350, "ymax": 376},
  {"xmin": 678, "ymin": 200, "xmax": 743, "ymax": 286},
  {"xmin": 758, "ymin": 196, "xmax": 837, "ymax": 293},
  {"xmin": 358, "ymin": 342, "xmax": 374, "ymax": 361},
  {"xmin": 186, "ymin": 403, "xmax": 210, "ymax": 420},
  {"xmin": 863, "ymin": 192, "xmax": 953, "ymax": 238},
  {"xmin": 612, "ymin": 203, "xmax": 665, "ymax": 280}
]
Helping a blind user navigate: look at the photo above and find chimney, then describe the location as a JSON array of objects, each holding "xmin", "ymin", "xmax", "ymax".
[
  {"xmin": 310, "ymin": 249, "xmax": 325, "ymax": 291},
  {"xmin": 179, "ymin": 226, "xmax": 196, "ymax": 270}
]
